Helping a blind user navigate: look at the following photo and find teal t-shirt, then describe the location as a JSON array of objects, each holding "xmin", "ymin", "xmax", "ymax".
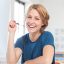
[{"xmin": 15, "ymin": 31, "xmax": 55, "ymax": 64}]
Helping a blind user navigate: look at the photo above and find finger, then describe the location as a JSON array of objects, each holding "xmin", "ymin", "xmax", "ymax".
[{"xmin": 9, "ymin": 20, "xmax": 16, "ymax": 28}]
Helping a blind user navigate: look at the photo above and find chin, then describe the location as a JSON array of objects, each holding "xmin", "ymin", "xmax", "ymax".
[
  {"xmin": 28, "ymin": 29, "xmax": 35, "ymax": 33},
  {"xmin": 28, "ymin": 30, "xmax": 39, "ymax": 34},
  {"xmin": 28, "ymin": 31, "xmax": 35, "ymax": 33}
]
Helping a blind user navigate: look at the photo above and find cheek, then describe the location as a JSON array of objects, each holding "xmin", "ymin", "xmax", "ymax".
[
  {"xmin": 40, "ymin": 21, "xmax": 44, "ymax": 27},
  {"xmin": 25, "ymin": 22, "xmax": 28, "ymax": 27},
  {"xmin": 25, "ymin": 19, "xmax": 30, "ymax": 23},
  {"xmin": 39, "ymin": 24, "xmax": 43, "ymax": 29},
  {"xmin": 37, "ymin": 21, "xmax": 43, "ymax": 27},
  {"xmin": 25, "ymin": 21, "xmax": 29, "ymax": 25},
  {"xmin": 37, "ymin": 23, "xmax": 43, "ymax": 30},
  {"xmin": 25, "ymin": 19, "xmax": 28, "ymax": 25}
]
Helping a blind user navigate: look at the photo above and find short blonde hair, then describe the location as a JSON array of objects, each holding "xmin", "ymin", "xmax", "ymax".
[{"xmin": 27, "ymin": 4, "xmax": 49, "ymax": 33}]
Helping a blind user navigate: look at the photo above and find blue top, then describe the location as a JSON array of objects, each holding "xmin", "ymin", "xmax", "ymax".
[{"xmin": 15, "ymin": 31, "xmax": 55, "ymax": 64}]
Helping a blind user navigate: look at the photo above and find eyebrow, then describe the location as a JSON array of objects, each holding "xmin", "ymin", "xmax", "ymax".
[{"xmin": 28, "ymin": 14, "xmax": 40, "ymax": 18}]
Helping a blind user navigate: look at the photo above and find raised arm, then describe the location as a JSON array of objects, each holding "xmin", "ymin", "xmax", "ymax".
[{"xmin": 7, "ymin": 20, "xmax": 22, "ymax": 64}]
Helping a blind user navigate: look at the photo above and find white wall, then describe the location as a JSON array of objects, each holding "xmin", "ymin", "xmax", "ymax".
[{"xmin": 0, "ymin": 0, "xmax": 10, "ymax": 62}]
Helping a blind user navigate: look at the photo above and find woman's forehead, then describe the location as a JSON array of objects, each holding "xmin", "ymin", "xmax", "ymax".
[{"xmin": 27, "ymin": 9, "xmax": 41, "ymax": 17}]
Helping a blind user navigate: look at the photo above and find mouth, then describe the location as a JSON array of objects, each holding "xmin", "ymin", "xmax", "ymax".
[{"xmin": 27, "ymin": 24, "xmax": 36, "ymax": 29}]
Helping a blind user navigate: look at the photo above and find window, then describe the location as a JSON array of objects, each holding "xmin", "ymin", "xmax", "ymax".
[{"xmin": 14, "ymin": 0, "xmax": 25, "ymax": 42}]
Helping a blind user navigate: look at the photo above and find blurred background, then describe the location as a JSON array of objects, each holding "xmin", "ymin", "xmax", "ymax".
[{"xmin": 0, "ymin": 0, "xmax": 64, "ymax": 64}]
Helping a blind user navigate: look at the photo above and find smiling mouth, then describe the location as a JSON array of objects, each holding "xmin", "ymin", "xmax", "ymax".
[{"xmin": 28, "ymin": 25, "xmax": 36, "ymax": 28}]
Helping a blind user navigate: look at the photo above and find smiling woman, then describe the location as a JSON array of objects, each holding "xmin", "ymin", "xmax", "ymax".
[{"xmin": 7, "ymin": 4, "xmax": 55, "ymax": 64}]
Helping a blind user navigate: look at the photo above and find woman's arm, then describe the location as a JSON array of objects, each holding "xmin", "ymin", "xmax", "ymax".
[
  {"xmin": 24, "ymin": 45, "xmax": 54, "ymax": 64},
  {"xmin": 7, "ymin": 20, "xmax": 22, "ymax": 64}
]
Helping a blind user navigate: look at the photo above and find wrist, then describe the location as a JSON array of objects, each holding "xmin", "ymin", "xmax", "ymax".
[
  {"xmin": 9, "ymin": 31, "xmax": 15, "ymax": 35},
  {"xmin": 9, "ymin": 32, "xmax": 15, "ymax": 39}
]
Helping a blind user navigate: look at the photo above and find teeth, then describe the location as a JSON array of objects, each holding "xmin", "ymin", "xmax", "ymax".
[
  {"xmin": 29, "ymin": 26, "xmax": 35, "ymax": 28},
  {"xmin": 28, "ymin": 24, "xmax": 35, "ymax": 28}
]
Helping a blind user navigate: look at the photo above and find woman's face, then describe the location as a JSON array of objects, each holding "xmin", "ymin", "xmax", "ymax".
[{"xmin": 26, "ymin": 9, "xmax": 43, "ymax": 33}]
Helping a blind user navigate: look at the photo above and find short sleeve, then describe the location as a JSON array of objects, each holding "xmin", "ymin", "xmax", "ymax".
[
  {"xmin": 43, "ymin": 31, "xmax": 55, "ymax": 48},
  {"xmin": 14, "ymin": 37, "xmax": 23, "ymax": 50}
]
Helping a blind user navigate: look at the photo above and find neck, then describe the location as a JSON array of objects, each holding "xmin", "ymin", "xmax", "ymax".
[{"xmin": 29, "ymin": 31, "xmax": 41, "ymax": 42}]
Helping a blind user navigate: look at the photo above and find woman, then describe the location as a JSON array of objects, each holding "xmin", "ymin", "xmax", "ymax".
[{"xmin": 7, "ymin": 4, "xmax": 55, "ymax": 64}]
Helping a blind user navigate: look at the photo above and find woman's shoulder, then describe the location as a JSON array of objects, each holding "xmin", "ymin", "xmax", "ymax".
[
  {"xmin": 17, "ymin": 33, "xmax": 29, "ymax": 41},
  {"xmin": 41, "ymin": 31, "xmax": 53, "ymax": 37},
  {"xmin": 41, "ymin": 31, "xmax": 54, "ymax": 47},
  {"xmin": 41, "ymin": 31, "xmax": 54, "ymax": 41},
  {"xmin": 43, "ymin": 31, "xmax": 53, "ymax": 34}
]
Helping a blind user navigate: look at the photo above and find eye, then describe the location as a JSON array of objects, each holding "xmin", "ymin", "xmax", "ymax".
[
  {"xmin": 35, "ymin": 17, "xmax": 40, "ymax": 20},
  {"xmin": 27, "ymin": 16, "xmax": 32, "ymax": 18}
]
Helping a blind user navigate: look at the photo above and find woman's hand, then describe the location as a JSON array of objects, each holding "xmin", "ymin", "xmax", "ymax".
[{"xmin": 8, "ymin": 20, "xmax": 16, "ymax": 33}]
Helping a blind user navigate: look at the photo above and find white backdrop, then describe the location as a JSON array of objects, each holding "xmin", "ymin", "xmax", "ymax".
[{"xmin": 0, "ymin": 0, "xmax": 10, "ymax": 63}]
